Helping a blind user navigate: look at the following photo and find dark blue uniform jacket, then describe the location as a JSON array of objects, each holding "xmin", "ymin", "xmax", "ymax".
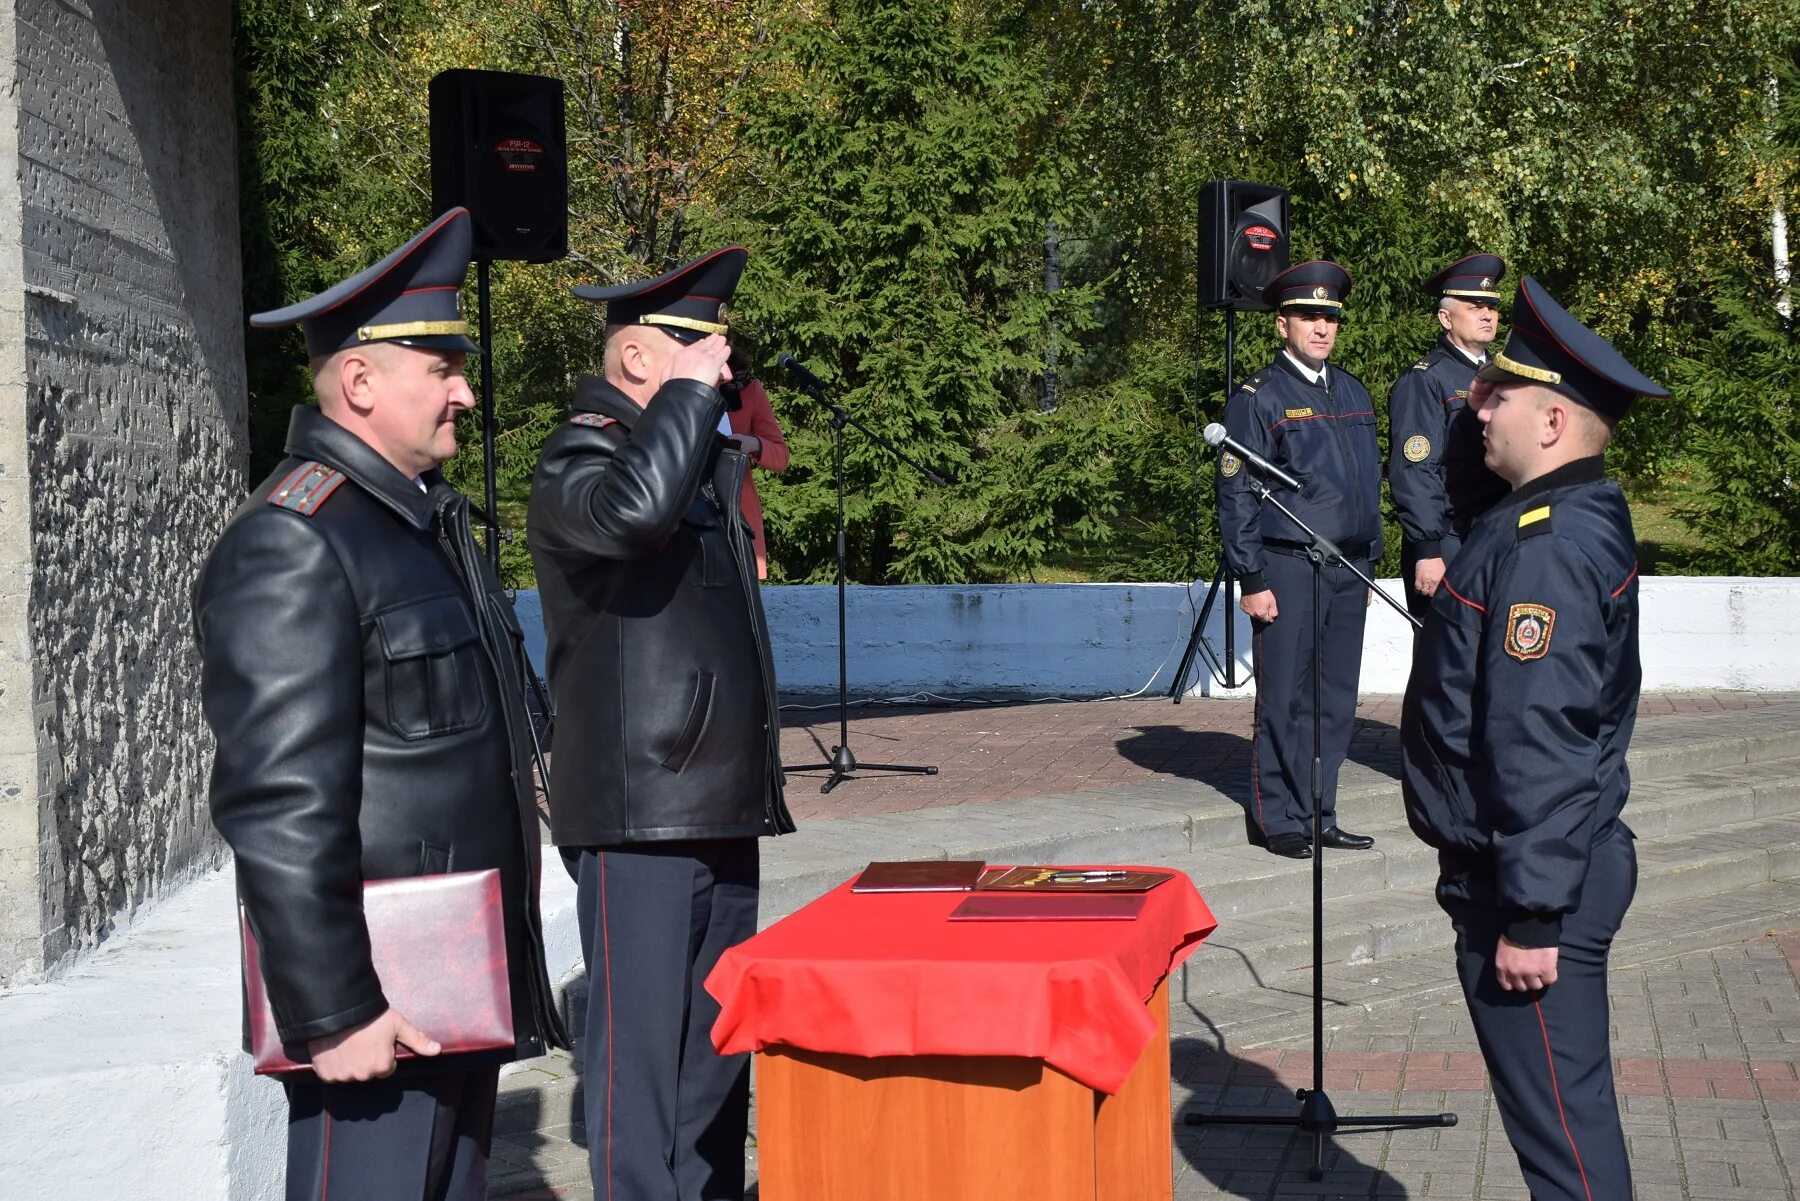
[
  {"xmin": 1400, "ymin": 456, "xmax": 1641, "ymax": 947},
  {"xmin": 1217, "ymin": 354, "xmax": 1384, "ymax": 593},
  {"xmin": 1387, "ymin": 334, "xmax": 1509, "ymax": 555}
]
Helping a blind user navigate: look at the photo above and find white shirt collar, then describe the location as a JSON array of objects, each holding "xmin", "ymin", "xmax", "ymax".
[{"xmin": 1282, "ymin": 350, "xmax": 1328, "ymax": 386}]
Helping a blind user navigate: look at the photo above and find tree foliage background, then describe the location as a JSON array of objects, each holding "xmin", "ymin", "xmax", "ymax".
[{"xmin": 236, "ymin": 0, "xmax": 1800, "ymax": 584}]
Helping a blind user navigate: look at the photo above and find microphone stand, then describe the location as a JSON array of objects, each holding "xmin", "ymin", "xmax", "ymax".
[
  {"xmin": 785, "ymin": 369, "xmax": 944, "ymax": 794},
  {"xmin": 1180, "ymin": 473, "xmax": 1452, "ymax": 1179},
  {"xmin": 474, "ymin": 259, "xmax": 555, "ymax": 810}
]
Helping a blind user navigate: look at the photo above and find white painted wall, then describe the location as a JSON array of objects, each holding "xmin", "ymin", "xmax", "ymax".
[{"xmin": 514, "ymin": 577, "xmax": 1800, "ymax": 697}]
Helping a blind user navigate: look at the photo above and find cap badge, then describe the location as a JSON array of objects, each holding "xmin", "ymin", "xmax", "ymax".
[
  {"xmin": 718, "ymin": 303, "xmax": 730, "ymax": 323},
  {"xmin": 1480, "ymin": 276, "xmax": 1493, "ymax": 289},
  {"xmin": 1312, "ymin": 286, "xmax": 1329, "ymax": 300}
]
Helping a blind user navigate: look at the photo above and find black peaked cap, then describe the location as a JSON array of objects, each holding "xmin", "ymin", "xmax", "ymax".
[
  {"xmin": 1477, "ymin": 276, "xmax": 1668, "ymax": 419},
  {"xmin": 250, "ymin": 208, "xmax": 479, "ymax": 358}
]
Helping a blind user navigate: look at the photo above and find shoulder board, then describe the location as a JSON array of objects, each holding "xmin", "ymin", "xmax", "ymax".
[
  {"xmin": 267, "ymin": 461, "xmax": 347, "ymax": 517},
  {"xmin": 569, "ymin": 412, "xmax": 619, "ymax": 430},
  {"xmin": 1411, "ymin": 358, "xmax": 1431, "ymax": 371},
  {"xmin": 1241, "ymin": 371, "xmax": 1270, "ymax": 394},
  {"xmin": 1516, "ymin": 504, "xmax": 1553, "ymax": 539}
]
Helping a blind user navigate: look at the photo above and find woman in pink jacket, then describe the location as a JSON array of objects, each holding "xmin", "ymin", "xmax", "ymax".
[{"xmin": 724, "ymin": 353, "xmax": 790, "ymax": 578}]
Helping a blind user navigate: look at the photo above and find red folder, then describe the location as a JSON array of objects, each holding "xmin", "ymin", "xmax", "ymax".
[{"xmin": 241, "ymin": 869, "xmax": 515, "ymax": 1076}]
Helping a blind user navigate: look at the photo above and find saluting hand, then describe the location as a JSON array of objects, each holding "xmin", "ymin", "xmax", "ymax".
[
  {"xmin": 1495, "ymin": 937, "xmax": 1559, "ymax": 992},
  {"xmin": 307, "ymin": 1006, "xmax": 440, "ymax": 1083},
  {"xmin": 661, "ymin": 333, "xmax": 733, "ymax": 390}
]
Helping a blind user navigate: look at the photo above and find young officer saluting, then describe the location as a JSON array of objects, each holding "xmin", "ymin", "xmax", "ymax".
[{"xmin": 1402, "ymin": 276, "xmax": 1666, "ymax": 1201}]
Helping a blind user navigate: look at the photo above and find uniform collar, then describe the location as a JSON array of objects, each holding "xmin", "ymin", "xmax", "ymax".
[
  {"xmin": 1502, "ymin": 455, "xmax": 1608, "ymax": 512},
  {"xmin": 284, "ymin": 406, "xmax": 445, "ymax": 530},
  {"xmin": 572, "ymin": 374, "xmax": 646, "ymax": 429},
  {"xmin": 1439, "ymin": 333, "xmax": 1486, "ymax": 370},
  {"xmin": 1278, "ymin": 351, "xmax": 1328, "ymax": 388}
]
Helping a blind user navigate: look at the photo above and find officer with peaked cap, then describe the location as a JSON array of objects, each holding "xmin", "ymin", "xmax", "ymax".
[
  {"xmin": 528, "ymin": 247, "xmax": 794, "ymax": 1201},
  {"xmin": 1388, "ymin": 254, "xmax": 1512, "ymax": 618},
  {"xmin": 1402, "ymin": 276, "xmax": 1666, "ymax": 1200},
  {"xmin": 194, "ymin": 208, "xmax": 566, "ymax": 1200},
  {"xmin": 1216, "ymin": 260, "xmax": 1382, "ymax": 859}
]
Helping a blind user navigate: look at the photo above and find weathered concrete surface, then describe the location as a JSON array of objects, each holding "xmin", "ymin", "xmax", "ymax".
[{"xmin": 0, "ymin": 0, "xmax": 245, "ymax": 983}]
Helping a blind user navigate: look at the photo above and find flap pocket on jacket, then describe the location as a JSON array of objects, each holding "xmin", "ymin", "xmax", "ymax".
[
  {"xmin": 419, "ymin": 842, "xmax": 453, "ymax": 874},
  {"xmin": 375, "ymin": 595, "xmax": 488, "ymax": 740},
  {"xmin": 377, "ymin": 595, "xmax": 481, "ymax": 659},
  {"xmin": 660, "ymin": 670, "xmax": 716, "ymax": 773}
]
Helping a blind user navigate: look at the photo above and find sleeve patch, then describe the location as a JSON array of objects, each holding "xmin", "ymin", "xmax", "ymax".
[
  {"xmin": 1505, "ymin": 602, "xmax": 1556, "ymax": 661},
  {"xmin": 1219, "ymin": 451, "xmax": 1242, "ymax": 478},
  {"xmin": 569, "ymin": 412, "xmax": 618, "ymax": 430},
  {"xmin": 267, "ymin": 461, "xmax": 346, "ymax": 517},
  {"xmin": 1402, "ymin": 434, "xmax": 1431, "ymax": 462}
]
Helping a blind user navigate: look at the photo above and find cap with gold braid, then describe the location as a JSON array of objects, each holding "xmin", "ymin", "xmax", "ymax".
[
  {"xmin": 573, "ymin": 246, "xmax": 748, "ymax": 343},
  {"xmin": 249, "ymin": 208, "xmax": 479, "ymax": 358},
  {"xmin": 1477, "ymin": 276, "xmax": 1668, "ymax": 419},
  {"xmin": 1426, "ymin": 253, "xmax": 1506, "ymax": 303},
  {"xmin": 1261, "ymin": 259, "xmax": 1352, "ymax": 316}
]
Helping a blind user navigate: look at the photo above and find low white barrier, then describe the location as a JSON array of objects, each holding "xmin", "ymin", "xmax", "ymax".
[{"xmin": 513, "ymin": 577, "xmax": 1800, "ymax": 697}]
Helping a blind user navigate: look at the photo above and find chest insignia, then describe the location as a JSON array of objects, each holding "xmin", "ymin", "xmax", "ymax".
[
  {"xmin": 1284, "ymin": 407, "xmax": 1314, "ymax": 420},
  {"xmin": 1402, "ymin": 434, "xmax": 1431, "ymax": 463},
  {"xmin": 1219, "ymin": 451, "xmax": 1243, "ymax": 478},
  {"xmin": 1505, "ymin": 602, "xmax": 1556, "ymax": 661},
  {"xmin": 267, "ymin": 461, "xmax": 346, "ymax": 517}
]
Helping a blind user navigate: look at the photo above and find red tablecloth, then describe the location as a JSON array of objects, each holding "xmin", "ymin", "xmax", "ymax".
[{"xmin": 705, "ymin": 867, "xmax": 1217, "ymax": 1094}]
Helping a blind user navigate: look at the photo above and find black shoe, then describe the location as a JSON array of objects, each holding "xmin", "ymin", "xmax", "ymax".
[
  {"xmin": 1266, "ymin": 832, "xmax": 1313, "ymax": 859},
  {"xmin": 1319, "ymin": 827, "xmax": 1375, "ymax": 851}
]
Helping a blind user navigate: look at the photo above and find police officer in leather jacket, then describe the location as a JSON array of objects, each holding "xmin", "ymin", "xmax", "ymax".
[
  {"xmin": 1402, "ymin": 276, "xmax": 1665, "ymax": 1201},
  {"xmin": 527, "ymin": 246, "xmax": 793, "ymax": 1201},
  {"xmin": 194, "ymin": 209, "xmax": 565, "ymax": 1201},
  {"xmin": 1387, "ymin": 254, "xmax": 1511, "ymax": 617},
  {"xmin": 1216, "ymin": 260, "xmax": 1382, "ymax": 859}
]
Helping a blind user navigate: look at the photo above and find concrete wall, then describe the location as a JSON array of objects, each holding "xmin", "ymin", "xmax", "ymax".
[
  {"xmin": 0, "ymin": 0, "xmax": 245, "ymax": 983},
  {"xmin": 511, "ymin": 577, "xmax": 1800, "ymax": 699}
]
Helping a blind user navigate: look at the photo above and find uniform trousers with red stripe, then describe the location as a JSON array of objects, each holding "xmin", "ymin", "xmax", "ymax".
[
  {"xmin": 1441, "ymin": 827, "xmax": 1638, "ymax": 1200},
  {"xmin": 1249, "ymin": 549, "xmax": 1371, "ymax": 840},
  {"xmin": 573, "ymin": 839, "xmax": 759, "ymax": 1201},
  {"xmin": 282, "ymin": 1064, "xmax": 499, "ymax": 1201}
]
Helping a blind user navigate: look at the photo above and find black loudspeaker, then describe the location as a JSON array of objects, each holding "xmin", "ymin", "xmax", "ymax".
[
  {"xmin": 1197, "ymin": 180, "xmax": 1289, "ymax": 311},
  {"xmin": 430, "ymin": 69, "xmax": 568, "ymax": 263}
]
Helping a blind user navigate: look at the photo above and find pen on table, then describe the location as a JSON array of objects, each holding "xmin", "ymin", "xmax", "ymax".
[{"xmin": 1048, "ymin": 870, "xmax": 1129, "ymax": 882}]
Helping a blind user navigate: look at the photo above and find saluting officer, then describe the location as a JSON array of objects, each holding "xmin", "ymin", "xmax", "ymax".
[
  {"xmin": 195, "ymin": 209, "xmax": 567, "ymax": 1199},
  {"xmin": 1402, "ymin": 276, "xmax": 1666, "ymax": 1200},
  {"xmin": 528, "ymin": 247, "xmax": 794, "ymax": 1201},
  {"xmin": 1387, "ymin": 254, "xmax": 1512, "ymax": 616},
  {"xmin": 1217, "ymin": 260, "xmax": 1382, "ymax": 860}
]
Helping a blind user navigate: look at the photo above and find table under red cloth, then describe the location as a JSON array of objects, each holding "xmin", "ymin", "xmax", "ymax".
[{"xmin": 705, "ymin": 867, "xmax": 1217, "ymax": 1094}]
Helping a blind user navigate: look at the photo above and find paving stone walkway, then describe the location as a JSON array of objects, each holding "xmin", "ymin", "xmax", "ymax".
[
  {"xmin": 491, "ymin": 692, "xmax": 1800, "ymax": 1199},
  {"xmin": 776, "ymin": 691, "xmax": 1782, "ymax": 820}
]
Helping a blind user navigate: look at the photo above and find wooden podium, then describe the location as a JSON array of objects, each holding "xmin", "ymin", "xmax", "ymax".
[{"xmin": 754, "ymin": 979, "xmax": 1173, "ymax": 1201}]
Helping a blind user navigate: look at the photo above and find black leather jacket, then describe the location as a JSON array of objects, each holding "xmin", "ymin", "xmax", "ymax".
[
  {"xmin": 527, "ymin": 375, "xmax": 794, "ymax": 846},
  {"xmin": 1216, "ymin": 354, "xmax": 1385, "ymax": 592},
  {"xmin": 194, "ymin": 407, "xmax": 566, "ymax": 1060}
]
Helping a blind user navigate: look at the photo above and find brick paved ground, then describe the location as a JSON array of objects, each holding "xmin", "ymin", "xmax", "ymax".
[
  {"xmin": 777, "ymin": 691, "xmax": 1787, "ymax": 821},
  {"xmin": 1170, "ymin": 930, "xmax": 1800, "ymax": 1199},
  {"xmin": 494, "ymin": 926, "xmax": 1800, "ymax": 1199}
]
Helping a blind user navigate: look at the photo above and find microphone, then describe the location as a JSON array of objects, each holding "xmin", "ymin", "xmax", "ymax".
[
  {"xmin": 1203, "ymin": 423, "xmax": 1303, "ymax": 492},
  {"xmin": 777, "ymin": 352, "xmax": 831, "ymax": 398}
]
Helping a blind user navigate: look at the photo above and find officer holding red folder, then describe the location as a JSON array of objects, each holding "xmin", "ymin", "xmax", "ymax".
[{"xmin": 195, "ymin": 209, "xmax": 565, "ymax": 1200}]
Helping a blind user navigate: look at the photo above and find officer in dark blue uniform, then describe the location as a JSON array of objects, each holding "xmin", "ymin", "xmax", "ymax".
[
  {"xmin": 1217, "ymin": 260, "xmax": 1382, "ymax": 859},
  {"xmin": 1402, "ymin": 276, "xmax": 1666, "ymax": 1201},
  {"xmin": 1387, "ymin": 254, "xmax": 1512, "ymax": 617}
]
